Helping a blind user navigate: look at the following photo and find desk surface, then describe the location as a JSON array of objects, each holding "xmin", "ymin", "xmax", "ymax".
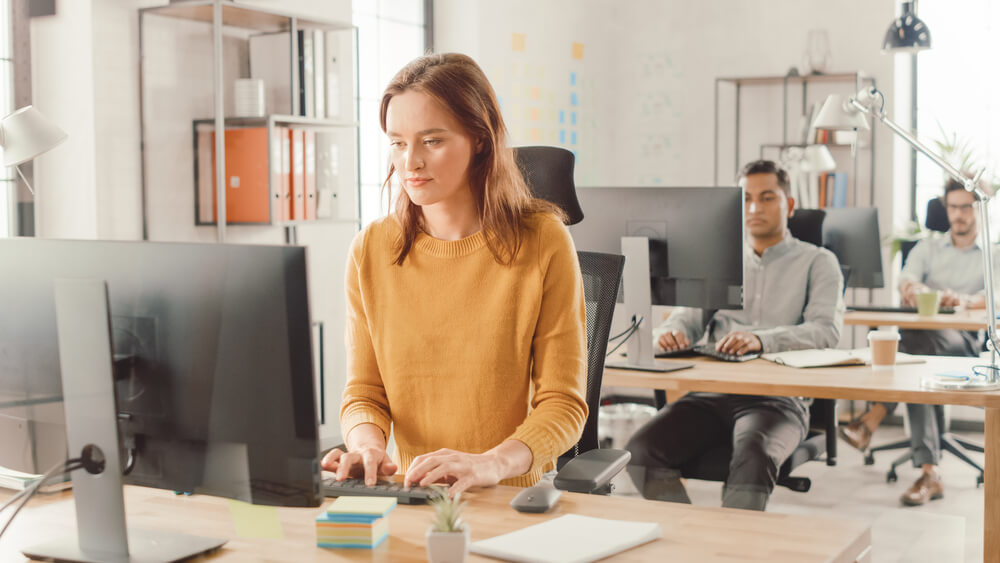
[
  {"xmin": 604, "ymin": 354, "xmax": 1000, "ymax": 563},
  {"xmin": 844, "ymin": 309, "xmax": 994, "ymax": 331},
  {"xmin": 605, "ymin": 355, "xmax": 1000, "ymax": 407},
  {"xmin": 5, "ymin": 485, "xmax": 870, "ymax": 562}
]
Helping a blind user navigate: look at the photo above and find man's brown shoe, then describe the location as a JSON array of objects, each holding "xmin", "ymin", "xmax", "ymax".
[
  {"xmin": 901, "ymin": 473, "xmax": 944, "ymax": 506},
  {"xmin": 838, "ymin": 420, "xmax": 873, "ymax": 451}
]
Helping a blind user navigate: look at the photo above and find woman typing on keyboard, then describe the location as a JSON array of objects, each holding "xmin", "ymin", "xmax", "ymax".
[{"xmin": 321, "ymin": 53, "xmax": 588, "ymax": 498}]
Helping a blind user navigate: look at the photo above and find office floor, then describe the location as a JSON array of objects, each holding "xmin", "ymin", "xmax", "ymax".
[{"xmin": 610, "ymin": 426, "xmax": 985, "ymax": 563}]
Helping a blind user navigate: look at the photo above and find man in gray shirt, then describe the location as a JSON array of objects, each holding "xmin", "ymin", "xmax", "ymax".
[
  {"xmin": 625, "ymin": 160, "xmax": 845, "ymax": 511},
  {"xmin": 840, "ymin": 179, "xmax": 992, "ymax": 506}
]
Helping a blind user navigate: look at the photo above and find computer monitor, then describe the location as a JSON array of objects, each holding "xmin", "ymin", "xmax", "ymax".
[
  {"xmin": 1, "ymin": 238, "xmax": 321, "ymax": 559},
  {"xmin": 822, "ymin": 207, "xmax": 885, "ymax": 288},
  {"xmin": 569, "ymin": 187, "xmax": 744, "ymax": 371}
]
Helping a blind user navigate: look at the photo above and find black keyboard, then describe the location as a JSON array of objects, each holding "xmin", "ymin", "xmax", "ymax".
[
  {"xmin": 847, "ymin": 305, "xmax": 956, "ymax": 314},
  {"xmin": 692, "ymin": 344, "xmax": 761, "ymax": 362},
  {"xmin": 322, "ymin": 477, "xmax": 436, "ymax": 505},
  {"xmin": 655, "ymin": 345, "xmax": 696, "ymax": 358},
  {"xmin": 655, "ymin": 344, "xmax": 760, "ymax": 362}
]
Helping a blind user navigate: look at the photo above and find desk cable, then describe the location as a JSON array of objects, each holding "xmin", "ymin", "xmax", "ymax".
[
  {"xmin": 0, "ymin": 454, "xmax": 89, "ymax": 541},
  {"xmin": 606, "ymin": 315, "xmax": 643, "ymax": 358}
]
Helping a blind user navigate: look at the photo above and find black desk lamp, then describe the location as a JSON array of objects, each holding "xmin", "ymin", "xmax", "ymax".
[{"xmin": 513, "ymin": 146, "xmax": 584, "ymax": 225}]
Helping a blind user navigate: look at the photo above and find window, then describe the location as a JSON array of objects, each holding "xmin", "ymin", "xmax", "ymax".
[
  {"xmin": 353, "ymin": 0, "xmax": 428, "ymax": 227},
  {"xmin": 913, "ymin": 1, "xmax": 999, "ymax": 227},
  {"xmin": 0, "ymin": 0, "xmax": 12, "ymax": 237}
]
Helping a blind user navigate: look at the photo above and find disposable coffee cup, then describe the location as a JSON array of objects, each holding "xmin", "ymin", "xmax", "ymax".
[
  {"xmin": 916, "ymin": 290, "xmax": 940, "ymax": 316},
  {"xmin": 868, "ymin": 330, "xmax": 901, "ymax": 370}
]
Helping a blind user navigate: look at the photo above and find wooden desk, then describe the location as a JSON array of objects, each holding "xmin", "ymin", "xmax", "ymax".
[
  {"xmin": 5, "ymin": 484, "xmax": 870, "ymax": 562},
  {"xmin": 603, "ymin": 355, "xmax": 1000, "ymax": 562},
  {"xmin": 844, "ymin": 309, "xmax": 994, "ymax": 331}
]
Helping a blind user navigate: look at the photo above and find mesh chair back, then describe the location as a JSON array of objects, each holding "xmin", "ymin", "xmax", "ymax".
[{"xmin": 560, "ymin": 251, "xmax": 624, "ymax": 463}]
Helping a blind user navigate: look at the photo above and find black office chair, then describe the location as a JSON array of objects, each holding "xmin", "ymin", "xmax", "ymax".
[
  {"xmin": 787, "ymin": 208, "xmax": 826, "ymax": 247},
  {"xmin": 513, "ymin": 146, "xmax": 584, "ymax": 225},
  {"xmin": 900, "ymin": 197, "xmax": 950, "ymax": 266}
]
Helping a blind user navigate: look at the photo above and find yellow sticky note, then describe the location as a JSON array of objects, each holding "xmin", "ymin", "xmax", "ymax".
[
  {"xmin": 572, "ymin": 42, "xmax": 585, "ymax": 60},
  {"xmin": 228, "ymin": 499, "xmax": 284, "ymax": 539},
  {"xmin": 512, "ymin": 33, "xmax": 526, "ymax": 52}
]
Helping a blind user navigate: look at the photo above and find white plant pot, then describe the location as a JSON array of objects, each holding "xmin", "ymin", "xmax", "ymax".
[{"xmin": 425, "ymin": 526, "xmax": 470, "ymax": 563}]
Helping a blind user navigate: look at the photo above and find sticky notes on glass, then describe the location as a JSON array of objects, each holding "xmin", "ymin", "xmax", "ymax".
[
  {"xmin": 513, "ymin": 33, "xmax": 526, "ymax": 52},
  {"xmin": 572, "ymin": 42, "xmax": 584, "ymax": 60},
  {"xmin": 227, "ymin": 499, "xmax": 284, "ymax": 539}
]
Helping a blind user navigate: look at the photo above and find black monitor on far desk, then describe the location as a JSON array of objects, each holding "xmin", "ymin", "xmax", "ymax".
[
  {"xmin": 822, "ymin": 207, "xmax": 885, "ymax": 289},
  {"xmin": 570, "ymin": 187, "xmax": 744, "ymax": 371},
  {"xmin": 1, "ymin": 238, "xmax": 321, "ymax": 561}
]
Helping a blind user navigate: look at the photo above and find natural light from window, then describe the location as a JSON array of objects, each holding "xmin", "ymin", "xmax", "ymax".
[{"xmin": 914, "ymin": 0, "xmax": 999, "ymax": 229}]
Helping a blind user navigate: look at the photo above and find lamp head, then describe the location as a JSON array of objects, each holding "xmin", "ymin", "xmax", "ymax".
[
  {"xmin": 0, "ymin": 106, "xmax": 68, "ymax": 167},
  {"xmin": 812, "ymin": 94, "xmax": 871, "ymax": 131},
  {"xmin": 882, "ymin": 1, "xmax": 932, "ymax": 53}
]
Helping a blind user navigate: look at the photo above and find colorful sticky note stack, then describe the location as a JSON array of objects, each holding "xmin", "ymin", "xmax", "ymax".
[{"xmin": 316, "ymin": 496, "xmax": 397, "ymax": 549}]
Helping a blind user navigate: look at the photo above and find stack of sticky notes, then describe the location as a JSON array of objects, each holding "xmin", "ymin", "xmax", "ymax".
[{"xmin": 316, "ymin": 496, "xmax": 397, "ymax": 549}]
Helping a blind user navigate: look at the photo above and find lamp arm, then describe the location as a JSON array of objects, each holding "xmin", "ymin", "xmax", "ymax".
[{"xmin": 851, "ymin": 92, "xmax": 1000, "ymax": 376}]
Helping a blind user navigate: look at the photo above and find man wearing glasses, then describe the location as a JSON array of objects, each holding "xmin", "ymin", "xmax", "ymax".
[{"xmin": 841, "ymin": 178, "xmax": 993, "ymax": 506}]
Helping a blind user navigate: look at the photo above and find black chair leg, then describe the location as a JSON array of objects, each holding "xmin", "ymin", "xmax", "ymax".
[
  {"xmin": 951, "ymin": 434, "xmax": 985, "ymax": 453},
  {"xmin": 864, "ymin": 438, "xmax": 910, "ymax": 465},
  {"xmin": 886, "ymin": 449, "xmax": 912, "ymax": 483},
  {"xmin": 940, "ymin": 435, "xmax": 986, "ymax": 483},
  {"xmin": 654, "ymin": 390, "xmax": 667, "ymax": 410}
]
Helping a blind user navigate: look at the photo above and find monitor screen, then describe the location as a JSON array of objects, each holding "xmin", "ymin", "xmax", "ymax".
[
  {"xmin": 569, "ymin": 187, "xmax": 744, "ymax": 310},
  {"xmin": 822, "ymin": 207, "xmax": 885, "ymax": 289},
  {"xmin": 0, "ymin": 238, "xmax": 321, "ymax": 507}
]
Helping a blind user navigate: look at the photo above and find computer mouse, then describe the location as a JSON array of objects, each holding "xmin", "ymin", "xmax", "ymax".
[{"xmin": 510, "ymin": 482, "xmax": 562, "ymax": 513}]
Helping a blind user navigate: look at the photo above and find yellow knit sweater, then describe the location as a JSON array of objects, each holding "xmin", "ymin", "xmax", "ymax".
[{"xmin": 340, "ymin": 212, "xmax": 588, "ymax": 487}]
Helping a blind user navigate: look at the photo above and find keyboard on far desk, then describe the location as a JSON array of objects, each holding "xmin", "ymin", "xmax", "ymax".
[
  {"xmin": 322, "ymin": 477, "xmax": 436, "ymax": 505},
  {"xmin": 847, "ymin": 305, "xmax": 956, "ymax": 315},
  {"xmin": 655, "ymin": 344, "xmax": 760, "ymax": 362}
]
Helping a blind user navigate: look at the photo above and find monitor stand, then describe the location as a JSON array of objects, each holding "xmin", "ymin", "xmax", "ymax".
[
  {"xmin": 604, "ymin": 236, "xmax": 692, "ymax": 373},
  {"xmin": 22, "ymin": 279, "xmax": 226, "ymax": 563}
]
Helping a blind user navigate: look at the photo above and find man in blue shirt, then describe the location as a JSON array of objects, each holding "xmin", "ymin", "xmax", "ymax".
[
  {"xmin": 625, "ymin": 160, "xmax": 845, "ymax": 511},
  {"xmin": 840, "ymin": 179, "xmax": 990, "ymax": 506}
]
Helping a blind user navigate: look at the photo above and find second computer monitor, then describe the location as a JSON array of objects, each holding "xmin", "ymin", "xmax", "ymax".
[
  {"xmin": 570, "ymin": 187, "xmax": 744, "ymax": 310},
  {"xmin": 822, "ymin": 207, "xmax": 885, "ymax": 289}
]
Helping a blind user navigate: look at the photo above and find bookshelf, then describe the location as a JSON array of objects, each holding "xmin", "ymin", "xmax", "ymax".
[
  {"xmin": 137, "ymin": 1, "xmax": 360, "ymax": 447},
  {"xmin": 138, "ymin": 0, "xmax": 360, "ymax": 237},
  {"xmin": 713, "ymin": 72, "xmax": 876, "ymax": 208}
]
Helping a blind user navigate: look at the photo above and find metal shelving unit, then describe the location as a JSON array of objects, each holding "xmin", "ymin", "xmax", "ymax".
[
  {"xmin": 138, "ymin": 0, "xmax": 360, "ymax": 242},
  {"xmin": 714, "ymin": 72, "xmax": 876, "ymax": 207}
]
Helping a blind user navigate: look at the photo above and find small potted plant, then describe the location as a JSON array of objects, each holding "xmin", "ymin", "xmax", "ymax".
[{"xmin": 425, "ymin": 486, "xmax": 470, "ymax": 563}]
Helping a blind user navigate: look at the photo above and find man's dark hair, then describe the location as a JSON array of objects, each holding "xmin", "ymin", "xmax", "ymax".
[
  {"xmin": 944, "ymin": 177, "xmax": 981, "ymax": 201},
  {"xmin": 738, "ymin": 159, "xmax": 791, "ymax": 196}
]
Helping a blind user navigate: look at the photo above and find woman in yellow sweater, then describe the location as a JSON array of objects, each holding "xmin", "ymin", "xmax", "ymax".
[{"xmin": 320, "ymin": 53, "xmax": 589, "ymax": 496}]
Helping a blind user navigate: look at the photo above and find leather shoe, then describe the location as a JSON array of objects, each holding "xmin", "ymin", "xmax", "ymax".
[
  {"xmin": 901, "ymin": 473, "xmax": 944, "ymax": 506},
  {"xmin": 838, "ymin": 420, "xmax": 873, "ymax": 451}
]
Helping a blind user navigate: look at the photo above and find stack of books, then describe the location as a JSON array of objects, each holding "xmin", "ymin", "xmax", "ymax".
[{"xmin": 316, "ymin": 496, "xmax": 397, "ymax": 549}]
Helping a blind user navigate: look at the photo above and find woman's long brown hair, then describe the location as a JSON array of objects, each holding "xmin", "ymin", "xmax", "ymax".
[{"xmin": 379, "ymin": 53, "xmax": 564, "ymax": 265}]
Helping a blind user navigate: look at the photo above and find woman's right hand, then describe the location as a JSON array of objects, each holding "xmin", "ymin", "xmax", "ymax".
[{"xmin": 322, "ymin": 446, "xmax": 398, "ymax": 486}]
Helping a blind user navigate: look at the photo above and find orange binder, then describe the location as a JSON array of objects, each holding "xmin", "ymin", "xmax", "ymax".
[
  {"xmin": 211, "ymin": 127, "xmax": 269, "ymax": 223},
  {"xmin": 304, "ymin": 129, "xmax": 317, "ymax": 220},
  {"xmin": 291, "ymin": 128, "xmax": 305, "ymax": 220}
]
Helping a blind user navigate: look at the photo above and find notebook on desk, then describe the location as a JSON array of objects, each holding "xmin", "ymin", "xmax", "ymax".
[
  {"xmin": 761, "ymin": 348, "xmax": 926, "ymax": 368},
  {"xmin": 470, "ymin": 514, "xmax": 661, "ymax": 563}
]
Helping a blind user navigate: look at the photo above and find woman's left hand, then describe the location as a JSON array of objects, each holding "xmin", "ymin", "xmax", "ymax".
[{"xmin": 403, "ymin": 448, "xmax": 505, "ymax": 497}]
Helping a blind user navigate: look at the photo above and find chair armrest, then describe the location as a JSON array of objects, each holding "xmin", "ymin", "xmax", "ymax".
[{"xmin": 553, "ymin": 449, "xmax": 631, "ymax": 494}]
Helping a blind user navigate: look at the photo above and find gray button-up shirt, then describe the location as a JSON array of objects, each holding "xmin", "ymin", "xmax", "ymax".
[
  {"xmin": 899, "ymin": 232, "xmax": 999, "ymax": 295},
  {"xmin": 653, "ymin": 232, "xmax": 845, "ymax": 353}
]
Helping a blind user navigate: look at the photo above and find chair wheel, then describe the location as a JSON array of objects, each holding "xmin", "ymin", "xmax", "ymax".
[
  {"xmin": 863, "ymin": 453, "xmax": 875, "ymax": 465},
  {"xmin": 887, "ymin": 470, "xmax": 898, "ymax": 483}
]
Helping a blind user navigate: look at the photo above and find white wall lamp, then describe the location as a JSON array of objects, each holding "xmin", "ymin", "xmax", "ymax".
[{"xmin": 0, "ymin": 105, "xmax": 68, "ymax": 194}]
